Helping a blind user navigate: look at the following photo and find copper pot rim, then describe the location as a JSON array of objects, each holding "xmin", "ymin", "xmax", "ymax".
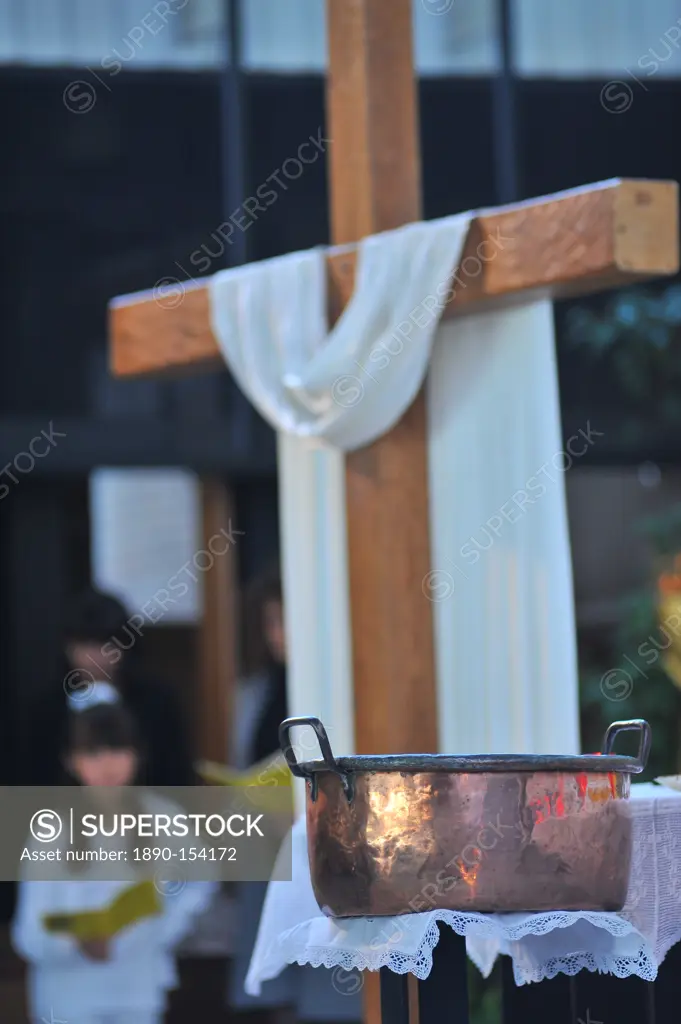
[
  {"xmin": 296, "ymin": 751, "xmax": 643, "ymax": 776},
  {"xmin": 280, "ymin": 718, "xmax": 652, "ymax": 791}
]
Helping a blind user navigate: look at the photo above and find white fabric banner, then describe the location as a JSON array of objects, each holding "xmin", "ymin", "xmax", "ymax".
[
  {"xmin": 427, "ymin": 300, "xmax": 580, "ymax": 755},
  {"xmin": 277, "ymin": 432, "xmax": 354, "ymax": 814}
]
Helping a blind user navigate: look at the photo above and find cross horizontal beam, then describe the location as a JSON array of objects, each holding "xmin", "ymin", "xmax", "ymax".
[{"xmin": 109, "ymin": 178, "xmax": 678, "ymax": 378}]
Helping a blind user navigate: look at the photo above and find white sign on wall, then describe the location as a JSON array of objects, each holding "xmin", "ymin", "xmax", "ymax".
[{"xmin": 89, "ymin": 467, "xmax": 202, "ymax": 626}]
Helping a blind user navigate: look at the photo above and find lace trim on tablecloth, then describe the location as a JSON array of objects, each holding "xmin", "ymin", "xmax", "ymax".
[
  {"xmin": 517, "ymin": 948, "xmax": 655, "ymax": 984},
  {"xmin": 254, "ymin": 909, "xmax": 657, "ymax": 985}
]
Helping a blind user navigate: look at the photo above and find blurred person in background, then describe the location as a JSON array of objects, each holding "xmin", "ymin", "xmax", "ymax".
[
  {"xmin": 25, "ymin": 586, "xmax": 196, "ymax": 787},
  {"xmin": 12, "ymin": 682, "xmax": 215, "ymax": 1024},
  {"xmin": 228, "ymin": 564, "xmax": 361, "ymax": 1024}
]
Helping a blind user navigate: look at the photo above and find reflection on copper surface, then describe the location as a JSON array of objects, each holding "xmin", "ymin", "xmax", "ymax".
[
  {"xmin": 458, "ymin": 859, "xmax": 480, "ymax": 888},
  {"xmin": 307, "ymin": 769, "xmax": 633, "ymax": 919},
  {"xmin": 366, "ymin": 776, "xmax": 438, "ymax": 879}
]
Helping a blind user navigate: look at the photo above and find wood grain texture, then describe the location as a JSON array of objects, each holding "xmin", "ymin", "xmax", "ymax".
[
  {"xmin": 111, "ymin": 283, "xmax": 218, "ymax": 378},
  {"xmin": 331, "ymin": 4, "xmax": 429, "ymax": 1021},
  {"xmin": 110, "ymin": 179, "xmax": 679, "ymax": 377},
  {"xmin": 197, "ymin": 478, "xmax": 238, "ymax": 763},
  {"xmin": 326, "ymin": 0, "xmax": 438, "ymax": 762},
  {"xmin": 326, "ymin": 0, "xmax": 422, "ymax": 245},
  {"xmin": 328, "ymin": 178, "xmax": 679, "ymax": 312}
]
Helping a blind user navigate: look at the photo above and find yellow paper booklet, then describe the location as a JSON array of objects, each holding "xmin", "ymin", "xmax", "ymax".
[
  {"xmin": 196, "ymin": 751, "xmax": 293, "ymax": 813},
  {"xmin": 197, "ymin": 751, "xmax": 291, "ymax": 789},
  {"xmin": 43, "ymin": 880, "xmax": 162, "ymax": 941}
]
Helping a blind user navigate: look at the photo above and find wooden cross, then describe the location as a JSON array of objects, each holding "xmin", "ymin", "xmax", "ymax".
[
  {"xmin": 109, "ymin": 3, "xmax": 677, "ymax": 1018},
  {"xmin": 109, "ymin": 0, "xmax": 678, "ymax": 823}
]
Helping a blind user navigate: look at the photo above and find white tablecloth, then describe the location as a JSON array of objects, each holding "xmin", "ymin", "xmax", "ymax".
[{"xmin": 246, "ymin": 783, "xmax": 681, "ymax": 991}]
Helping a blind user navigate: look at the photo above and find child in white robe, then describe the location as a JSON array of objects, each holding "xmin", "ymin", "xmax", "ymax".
[{"xmin": 12, "ymin": 680, "xmax": 216, "ymax": 1024}]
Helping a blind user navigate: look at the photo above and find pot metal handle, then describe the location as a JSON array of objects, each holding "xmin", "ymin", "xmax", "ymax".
[
  {"xmin": 602, "ymin": 719, "xmax": 652, "ymax": 773},
  {"xmin": 278, "ymin": 716, "xmax": 353, "ymax": 799}
]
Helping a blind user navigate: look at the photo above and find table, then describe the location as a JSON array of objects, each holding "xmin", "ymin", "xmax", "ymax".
[
  {"xmin": 380, "ymin": 924, "xmax": 681, "ymax": 1023},
  {"xmin": 247, "ymin": 783, "xmax": 681, "ymax": 1022}
]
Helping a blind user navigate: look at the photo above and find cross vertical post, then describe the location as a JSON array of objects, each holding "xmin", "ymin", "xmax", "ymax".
[
  {"xmin": 326, "ymin": 6, "xmax": 438, "ymax": 1018},
  {"xmin": 326, "ymin": 0, "xmax": 439, "ymax": 764}
]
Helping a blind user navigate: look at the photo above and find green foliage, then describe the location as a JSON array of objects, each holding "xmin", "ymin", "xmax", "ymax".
[
  {"xmin": 581, "ymin": 663, "xmax": 680, "ymax": 782},
  {"xmin": 468, "ymin": 962, "xmax": 501, "ymax": 1024},
  {"xmin": 564, "ymin": 283, "xmax": 681, "ymax": 439},
  {"xmin": 580, "ymin": 504, "xmax": 681, "ymax": 779},
  {"xmin": 566, "ymin": 284, "xmax": 681, "ymax": 359},
  {"xmin": 637, "ymin": 504, "xmax": 681, "ymax": 557}
]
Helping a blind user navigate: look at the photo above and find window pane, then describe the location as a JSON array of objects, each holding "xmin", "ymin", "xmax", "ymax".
[
  {"xmin": 241, "ymin": 0, "xmax": 499, "ymax": 74},
  {"xmin": 0, "ymin": 0, "xmax": 226, "ymax": 69},
  {"xmin": 242, "ymin": 0, "xmax": 325, "ymax": 71},
  {"xmin": 415, "ymin": 0, "xmax": 499, "ymax": 74},
  {"xmin": 513, "ymin": 0, "xmax": 681, "ymax": 78},
  {"xmin": 0, "ymin": 0, "xmax": 501, "ymax": 74}
]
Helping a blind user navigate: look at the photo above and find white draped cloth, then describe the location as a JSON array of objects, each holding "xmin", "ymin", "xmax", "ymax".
[
  {"xmin": 245, "ymin": 785, "xmax": 681, "ymax": 991},
  {"xmin": 208, "ymin": 210, "xmax": 580, "ymax": 780},
  {"xmin": 210, "ymin": 217, "xmax": 469, "ymax": 450}
]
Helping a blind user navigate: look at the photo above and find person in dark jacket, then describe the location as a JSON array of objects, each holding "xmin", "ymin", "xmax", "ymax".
[{"xmin": 25, "ymin": 586, "xmax": 196, "ymax": 788}]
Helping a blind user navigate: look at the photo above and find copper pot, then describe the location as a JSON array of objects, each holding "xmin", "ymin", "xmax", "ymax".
[{"xmin": 279, "ymin": 717, "xmax": 651, "ymax": 918}]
